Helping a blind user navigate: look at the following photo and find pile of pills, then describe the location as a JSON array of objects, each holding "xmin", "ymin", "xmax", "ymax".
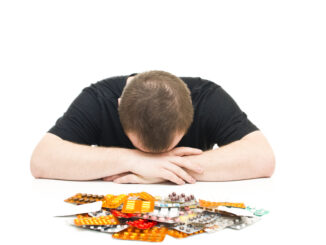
[{"xmin": 62, "ymin": 191, "xmax": 269, "ymax": 242}]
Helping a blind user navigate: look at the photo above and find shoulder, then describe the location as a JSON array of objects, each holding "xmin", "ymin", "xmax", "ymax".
[
  {"xmin": 82, "ymin": 75, "xmax": 128, "ymax": 99},
  {"xmin": 179, "ymin": 76, "xmax": 220, "ymax": 93},
  {"xmin": 179, "ymin": 76, "xmax": 222, "ymax": 105}
]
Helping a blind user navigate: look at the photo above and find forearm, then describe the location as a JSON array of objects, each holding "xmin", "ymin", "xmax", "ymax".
[
  {"xmin": 185, "ymin": 131, "xmax": 275, "ymax": 181},
  {"xmin": 30, "ymin": 133, "xmax": 132, "ymax": 181}
]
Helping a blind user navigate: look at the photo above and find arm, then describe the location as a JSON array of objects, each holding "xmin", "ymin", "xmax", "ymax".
[
  {"xmin": 30, "ymin": 133, "xmax": 203, "ymax": 183},
  {"xmin": 34, "ymin": 86, "xmax": 201, "ymax": 182},
  {"xmin": 108, "ymin": 85, "xmax": 273, "ymax": 184},
  {"xmin": 184, "ymin": 131, "xmax": 275, "ymax": 181},
  {"xmin": 109, "ymin": 131, "xmax": 275, "ymax": 184},
  {"xmin": 30, "ymin": 133, "xmax": 132, "ymax": 180}
]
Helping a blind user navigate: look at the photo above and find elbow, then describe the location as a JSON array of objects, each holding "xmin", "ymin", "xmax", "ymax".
[
  {"xmin": 243, "ymin": 131, "xmax": 275, "ymax": 179},
  {"xmin": 30, "ymin": 133, "xmax": 62, "ymax": 179},
  {"xmin": 264, "ymin": 154, "xmax": 275, "ymax": 178},
  {"xmin": 30, "ymin": 149, "xmax": 43, "ymax": 179},
  {"xmin": 260, "ymin": 147, "xmax": 276, "ymax": 178}
]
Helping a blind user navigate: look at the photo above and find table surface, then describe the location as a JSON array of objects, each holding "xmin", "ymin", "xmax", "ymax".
[{"xmin": 2, "ymin": 175, "xmax": 323, "ymax": 245}]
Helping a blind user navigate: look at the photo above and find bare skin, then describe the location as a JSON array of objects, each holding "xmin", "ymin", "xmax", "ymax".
[
  {"xmin": 105, "ymin": 130, "xmax": 275, "ymax": 184},
  {"xmin": 30, "ymin": 75, "xmax": 275, "ymax": 184},
  {"xmin": 30, "ymin": 132, "xmax": 204, "ymax": 184}
]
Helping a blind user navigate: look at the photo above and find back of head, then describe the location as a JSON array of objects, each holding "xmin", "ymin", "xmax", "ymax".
[{"xmin": 118, "ymin": 70, "xmax": 194, "ymax": 153}]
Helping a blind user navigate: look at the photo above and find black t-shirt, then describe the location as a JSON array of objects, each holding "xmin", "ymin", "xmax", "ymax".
[{"xmin": 48, "ymin": 73, "xmax": 258, "ymax": 151}]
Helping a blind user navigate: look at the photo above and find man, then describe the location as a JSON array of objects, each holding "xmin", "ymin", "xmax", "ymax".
[{"xmin": 30, "ymin": 70, "xmax": 275, "ymax": 184}]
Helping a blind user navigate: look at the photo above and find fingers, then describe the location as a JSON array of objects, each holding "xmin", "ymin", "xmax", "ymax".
[
  {"xmin": 112, "ymin": 170, "xmax": 190, "ymax": 185},
  {"xmin": 163, "ymin": 162, "xmax": 196, "ymax": 184},
  {"xmin": 102, "ymin": 173, "xmax": 130, "ymax": 181},
  {"xmin": 169, "ymin": 156, "xmax": 203, "ymax": 174},
  {"xmin": 160, "ymin": 169, "xmax": 186, "ymax": 185},
  {"xmin": 171, "ymin": 147, "xmax": 203, "ymax": 157},
  {"xmin": 102, "ymin": 175, "xmax": 118, "ymax": 181},
  {"xmin": 113, "ymin": 174, "xmax": 144, "ymax": 184}
]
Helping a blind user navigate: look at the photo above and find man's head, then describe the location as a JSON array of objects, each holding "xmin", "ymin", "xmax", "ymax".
[{"xmin": 118, "ymin": 70, "xmax": 194, "ymax": 153}]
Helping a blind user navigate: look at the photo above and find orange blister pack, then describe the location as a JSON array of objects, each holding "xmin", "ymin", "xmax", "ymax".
[
  {"xmin": 167, "ymin": 228, "xmax": 205, "ymax": 239},
  {"xmin": 128, "ymin": 192, "xmax": 156, "ymax": 201},
  {"xmin": 199, "ymin": 200, "xmax": 246, "ymax": 209},
  {"xmin": 74, "ymin": 215, "xmax": 119, "ymax": 226},
  {"xmin": 112, "ymin": 226, "xmax": 168, "ymax": 242},
  {"xmin": 76, "ymin": 214, "xmax": 90, "ymax": 218},
  {"xmin": 122, "ymin": 199, "xmax": 154, "ymax": 213},
  {"xmin": 102, "ymin": 194, "xmax": 128, "ymax": 209}
]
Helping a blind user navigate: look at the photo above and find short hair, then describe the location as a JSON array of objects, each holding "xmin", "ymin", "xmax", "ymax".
[{"xmin": 118, "ymin": 70, "xmax": 194, "ymax": 153}]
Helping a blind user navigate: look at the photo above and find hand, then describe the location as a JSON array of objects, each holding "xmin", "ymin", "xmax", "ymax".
[
  {"xmin": 103, "ymin": 173, "xmax": 164, "ymax": 184},
  {"xmin": 102, "ymin": 172, "xmax": 132, "ymax": 181},
  {"xmin": 116, "ymin": 147, "xmax": 204, "ymax": 185}
]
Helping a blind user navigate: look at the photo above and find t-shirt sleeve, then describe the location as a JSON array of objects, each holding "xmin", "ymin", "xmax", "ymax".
[
  {"xmin": 48, "ymin": 87, "xmax": 102, "ymax": 145},
  {"xmin": 203, "ymin": 84, "xmax": 259, "ymax": 147}
]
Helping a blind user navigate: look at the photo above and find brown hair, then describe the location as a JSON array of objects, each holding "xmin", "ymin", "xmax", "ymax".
[{"xmin": 118, "ymin": 70, "xmax": 194, "ymax": 153}]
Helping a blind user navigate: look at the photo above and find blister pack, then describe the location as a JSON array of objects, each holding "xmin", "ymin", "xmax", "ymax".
[
  {"xmin": 155, "ymin": 192, "xmax": 197, "ymax": 208},
  {"xmin": 122, "ymin": 199, "xmax": 155, "ymax": 213},
  {"xmin": 135, "ymin": 207, "xmax": 179, "ymax": 221},
  {"xmin": 128, "ymin": 192, "xmax": 156, "ymax": 201},
  {"xmin": 199, "ymin": 199, "xmax": 246, "ymax": 209},
  {"xmin": 204, "ymin": 215, "xmax": 237, "ymax": 233},
  {"xmin": 65, "ymin": 193, "xmax": 105, "ymax": 205},
  {"xmin": 167, "ymin": 228, "xmax": 205, "ymax": 238},
  {"xmin": 112, "ymin": 226, "xmax": 168, "ymax": 242},
  {"xmin": 111, "ymin": 209, "xmax": 137, "ymax": 218},
  {"xmin": 170, "ymin": 222, "xmax": 205, "ymax": 234},
  {"xmin": 185, "ymin": 211, "xmax": 218, "ymax": 224},
  {"xmin": 228, "ymin": 216, "xmax": 261, "ymax": 230},
  {"xmin": 88, "ymin": 210, "xmax": 111, "ymax": 217},
  {"xmin": 67, "ymin": 218, "xmax": 129, "ymax": 233},
  {"xmin": 246, "ymin": 206, "xmax": 269, "ymax": 216},
  {"xmin": 74, "ymin": 214, "xmax": 119, "ymax": 226},
  {"xmin": 217, "ymin": 206, "xmax": 255, "ymax": 217},
  {"xmin": 60, "ymin": 191, "xmax": 269, "ymax": 242},
  {"xmin": 78, "ymin": 224, "xmax": 128, "ymax": 233},
  {"xmin": 102, "ymin": 194, "xmax": 128, "ymax": 209},
  {"xmin": 126, "ymin": 219, "xmax": 158, "ymax": 229},
  {"xmin": 134, "ymin": 207, "xmax": 198, "ymax": 223}
]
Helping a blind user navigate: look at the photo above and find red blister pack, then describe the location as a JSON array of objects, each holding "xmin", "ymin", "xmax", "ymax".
[
  {"xmin": 111, "ymin": 209, "xmax": 137, "ymax": 218},
  {"xmin": 126, "ymin": 219, "xmax": 157, "ymax": 229}
]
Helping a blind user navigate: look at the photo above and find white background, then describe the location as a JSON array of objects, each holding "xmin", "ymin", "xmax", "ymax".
[{"xmin": 0, "ymin": 0, "xmax": 325, "ymax": 244}]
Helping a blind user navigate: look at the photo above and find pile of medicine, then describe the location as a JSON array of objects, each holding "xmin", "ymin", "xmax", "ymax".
[{"xmin": 62, "ymin": 192, "xmax": 268, "ymax": 242}]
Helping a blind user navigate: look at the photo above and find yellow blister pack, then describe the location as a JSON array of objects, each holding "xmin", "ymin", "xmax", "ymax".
[
  {"xmin": 122, "ymin": 199, "xmax": 154, "ymax": 213},
  {"xmin": 102, "ymin": 194, "xmax": 128, "ymax": 209},
  {"xmin": 199, "ymin": 200, "xmax": 246, "ymax": 209},
  {"xmin": 74, "ymin": 215, "xmax": 119, "ymax": 226},
  {"xmin": 128, "ymin": 192, "xmax": 156, "ymax": 201}
]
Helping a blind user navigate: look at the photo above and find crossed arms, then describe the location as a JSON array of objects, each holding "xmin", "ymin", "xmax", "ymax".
[{"xmin": 30, "ymin": 130, "xmax": 275, "ymax": 184}]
